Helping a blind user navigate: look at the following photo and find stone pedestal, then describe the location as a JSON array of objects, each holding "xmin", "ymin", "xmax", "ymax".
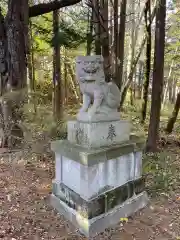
[
  {"xmin": 50, "ymin": 120, "xmax": 148, "ymax": 237},
  {"xmin": 67, "ymin": 120, "xmax": 131, "ymax": 148}
]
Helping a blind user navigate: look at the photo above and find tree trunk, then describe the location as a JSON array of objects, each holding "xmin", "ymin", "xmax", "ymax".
[
  {"xmin": 166, "ymin": 92, "xmax": 180, "ymax": 134},
  {"xmin": 141, "ymin": 0, "xmax": 151, "ymax": 123},
  {"xmin": 116, "ymin": 0, "xmax": 127, "ymax": 90},
  {"xmin": 27, "ymin": 53, "xmax": 33, "ymax": 92},
  {"xmin": 0, "ymin": 0, "xmax": 29, "ymax": 148},
  {"xmin": 172, "ymin": 77, "xmax": 177, "ymax": 103},
  {"xmin": 27, "ymin": 20, "xmax": 35, "ymax": 93},
  {"xmin": 130, "ymin": 84, "xmax": 134, "ymax": 106},
  {"xmin": 0, "ymin": 8, "xmax": 7, "ymax": 96},
  {"xmin": 138, "ymin": 61, "xmax": 144, "ymax": 99},
  {"xmin": 92, "ymin": 0, "xmax": 101, "ymax": 55},
  {"xmin": 162, "ymin": 48, "xmax": 177, "ymax": 108},
  {"xmin": 162, "ymin": 78, "xmax": 168, "ymax": 107},
  {"xmin": 86, "ymin": 9, "xmax": 93, "ymax": 55},
  {"xmin": 6, "ymin": 0, "xmax": 28, "ymax": 89},
  {"xmin": 64, "ymin": 48, "xmax": 68, "ymax": 104},
  {"xmin": 126, "ymin": 0, "xmax": 136, "ymax": 90},
  {"xmin": 29, "ymin": 0, "xmax": 82, "ymax": 17},
  {"xmin": 53, "ymin": 8, "xmax": 62, "ymax": 120},
  {"xmin": 113, "ymin": 0, "xmax": 118, "ymax": 81},
  {"xmin": 67, "ymin": 64, "xmax": 80, "ymax": 102},
  {"xmin": 146, "ymin": 0, "xmax": 166, "ymax": 152},
  {"xmin": 109, "ymin": 3, "xmax": 114, "ymax": 72},
  {"xmin": 27, "ymin": 19, "xmax": 36, "ymax": 114},
  {"xmin": 100, "ymin": 0, "xmax": 110, "ymax": 81},
  {"xmin": 168, "ymin": 78, "xmax": 173, "ymax": 103}
]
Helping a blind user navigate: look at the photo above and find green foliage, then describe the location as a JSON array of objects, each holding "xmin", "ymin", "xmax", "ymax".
[
  {"xmin": 22, "ymin": 102, "xmax": 67, "ymax": 140},
  {"xmin": 31, "ymin": 14, "xmax": 52, "ymax": 54},
  {"xmin": 50, "ymin": 19, "xmax": 87, "ymax": 48},
  {"xmin": 0, "ymin": 0, "xmax": 7, "ymax": 15},
  {"xmin": 165, "ymin": 10, "xmax": 180, "ymax": 72},
  {"xmin": 30, "ymin": 8, "xmax": 87, "ymax": 96},
  {"xmin": 31, "ymin": 9, "xmax": 87, "ymax": 51},
  {"xmin": 143, "ymin": 151, "xmax": 180, "ymax": 197}
]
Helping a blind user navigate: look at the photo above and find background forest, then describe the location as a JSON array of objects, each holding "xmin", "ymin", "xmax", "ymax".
[{"xmin": 0, "ymin": 0, "xmax": 179, "ymax": 153}]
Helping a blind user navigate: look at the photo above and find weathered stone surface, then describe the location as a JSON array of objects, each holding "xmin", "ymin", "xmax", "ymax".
[
  {"xmin": 53, "ymin": 150, "xmax": 143, "ymax": 200},
  {"xmin": 51, "ymin": 140, "xmax": 135, "ymax": 166},
  {"xmin": 50, "ymin": 191, "xmax": 149, "ymax": 237},
  {"xmin": 52, "ymin": 177, "xmax": 145, "ymax": 219},
  {"xmin": 67, "ymin": 120, "xmax": 131, "ymax": 148},
  {"xmin": 134, "ymin": 151, "xmax": 143, "ymax": 179}
]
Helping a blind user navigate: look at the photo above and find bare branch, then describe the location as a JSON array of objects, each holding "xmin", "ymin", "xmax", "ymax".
[{"xmin": 29, "ymin": 0, "xmax": 82, "ymax": 18}]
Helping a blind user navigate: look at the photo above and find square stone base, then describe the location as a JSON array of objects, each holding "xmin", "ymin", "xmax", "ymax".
[
  {"xmin": 67, "ymin": 120, "xmax": 131, "ymax": 148},
  {"xmin": 50, "ymin": 191, "xmax": 149, "ymax": 238},
  {"xmin": 52, "ymin": 177, "xmax": 146, "ymax": 219},
  {"xmin": 51, "ymin": 140, "xmax": 144, "ymax": 200}
]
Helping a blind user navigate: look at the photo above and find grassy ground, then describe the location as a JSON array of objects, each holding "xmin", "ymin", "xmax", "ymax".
[{"xmin": 0, "ymin": 101, "xmax": 180, "ymax": 239}]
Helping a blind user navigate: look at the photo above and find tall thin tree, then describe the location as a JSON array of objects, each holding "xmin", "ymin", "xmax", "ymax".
[
  {"xmin": 0, "ymin": 7, "xmax": 7, "ymax": 96},
  {"xmin": 86, "ymin": 8, "xmax": 93, "ymax": 55},
  {"xmin": 146, "ymin": 0, "xmax": 166, "ymax": 152},
  {"xmin": 53, "ymin": 9, "xmax": 62, "ymax": 120},
  {"xmin": 116, "ymin": 0, "xmax": 127, "ymax": 90},
  {"xmin": 100, "ymin": 0, "xmax": 110, "ymax": 81},
  {"xmin": 166, "ymin": 92, "xmax": 180, "ymax": 134},
  {"xmin": 141, "ymin": 0, "xmax": 151, "ymax": 123},
  {"xmin": 92, "ymin": 0, "xmax": 101, "ymax": 54}
]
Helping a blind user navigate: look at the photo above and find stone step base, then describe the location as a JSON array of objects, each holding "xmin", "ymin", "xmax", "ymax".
[
  {"xmin": 52, "ymin": 177, "xmax": 146, "ymax": 219},
  {"xmin": 50, "ymin": 191, "xmax": 149, "ymax": 238}
]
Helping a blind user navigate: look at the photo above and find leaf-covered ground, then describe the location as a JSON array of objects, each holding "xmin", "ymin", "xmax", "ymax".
[{"xmin": 1, "ymin": 143, "xmax": 180, "ymax": 240}]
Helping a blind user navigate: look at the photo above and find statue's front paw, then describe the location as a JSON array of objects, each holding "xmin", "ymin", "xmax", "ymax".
[
  {"xmin": 88, "ymin": 107, "xmax": 96, "ymax": 116},
  {"xmin": 79, "ymin": 107, "xmax": 87, "ymax": 113}
]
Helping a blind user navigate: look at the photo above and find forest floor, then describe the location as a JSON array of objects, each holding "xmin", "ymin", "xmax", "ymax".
[
  {"xmin": 1, "ymin": 140, "xmax": 180, "ymax": 239},
  {"xmin": 0, "ymin": 103, "xmax": 180, "ymax": 240}
]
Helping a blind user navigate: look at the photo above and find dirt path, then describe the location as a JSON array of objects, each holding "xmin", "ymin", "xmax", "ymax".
[{"xmin": 1, "ymin": 155, "xmax": 180, "ymax": 240}]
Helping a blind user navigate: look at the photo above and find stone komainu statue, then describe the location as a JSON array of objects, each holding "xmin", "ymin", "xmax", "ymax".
[{"xmin": 76, "ymin": 55, "xmax": 120, "ymax": 122}]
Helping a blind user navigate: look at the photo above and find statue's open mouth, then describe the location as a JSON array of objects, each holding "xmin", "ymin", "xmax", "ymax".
[
  {"xmin": 86, "ymin": 80, "xmax": 95, "ymax": 82},
  {"xmin": 82, "ymin": 66, "xmax": 99, "ymax": 74},
  {"xmin": 80, "ymin": 79, "xmax": 95, "ymax": 83}
]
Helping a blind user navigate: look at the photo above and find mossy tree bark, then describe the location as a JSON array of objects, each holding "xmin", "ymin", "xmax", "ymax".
[
  {"xmin": 6, "ymin": 0, "xmax": 28, "ymax": 89},
  {"xmin": 0, "ymin": 0, "xmax": 28, "ymax": 148}
]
